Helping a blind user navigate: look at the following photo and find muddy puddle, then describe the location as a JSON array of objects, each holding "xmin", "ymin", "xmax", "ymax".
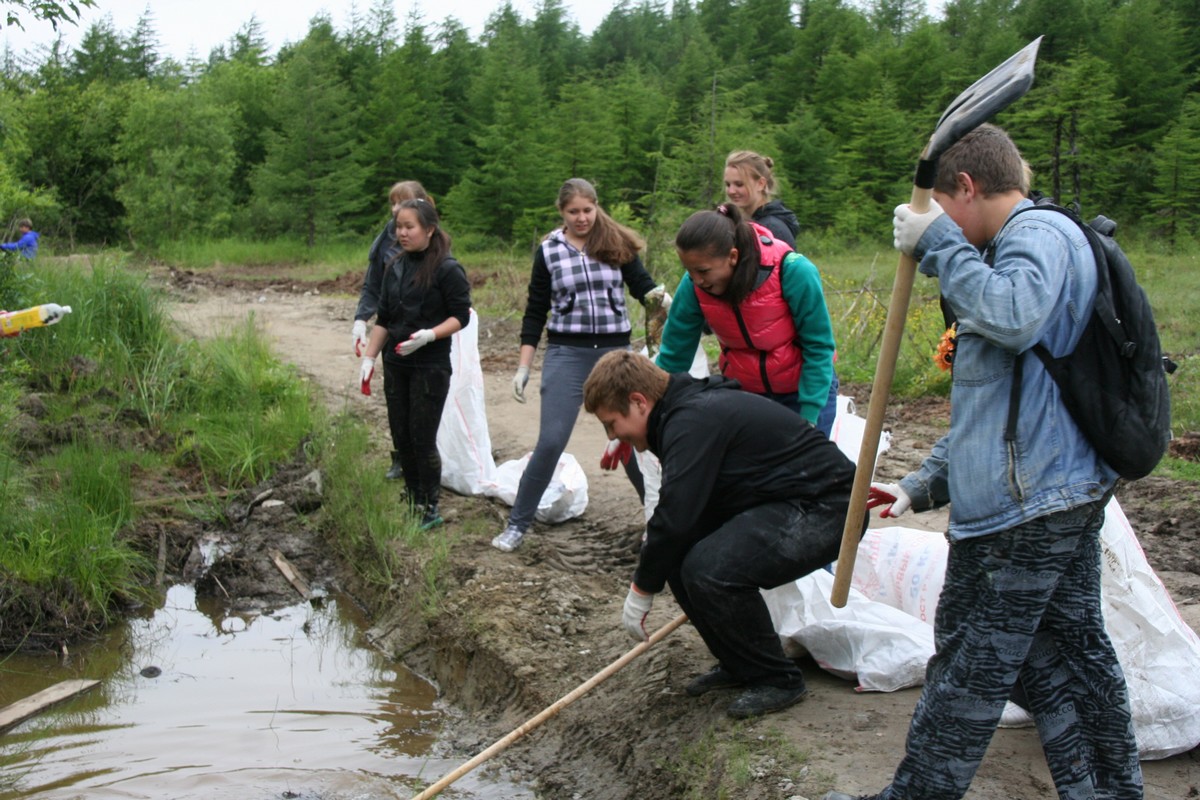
[{"xmin": 0, "ymin": 584, "xmax": 534, "ymax": 800}]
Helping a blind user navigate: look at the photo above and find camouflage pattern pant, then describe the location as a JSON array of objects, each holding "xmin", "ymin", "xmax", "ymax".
[{"xmin": 879, "ymin": 498, "xmax": 1143, "ymax": 800}]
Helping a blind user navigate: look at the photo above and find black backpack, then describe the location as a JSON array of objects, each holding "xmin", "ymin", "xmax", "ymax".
[{"xmin": 1003, "ymin": 200, "xmax": 1176, "ymax": 480}]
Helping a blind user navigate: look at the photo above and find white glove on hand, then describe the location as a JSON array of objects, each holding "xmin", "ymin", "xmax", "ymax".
[
  {"xmin": 352, "ymin": 320, "xmax": 368, "ymax": 357},
  {"xmin": 622, "ymin": 584, "xmax": 654, "ymax": 642},
  {"xmin": 359, "ymin": 357, "xmax": 375, "ymax": 396},
  {"xmin": 867, "ymin": 482, "xmax": 912, "ymax": 518},
  {"xmin": 396, "ymin": 328, "xmax": 435, "ymax": 357},
  {"xmin": 512, "ymin": 365, "xmax": 531, "ymax": 403},
  {"xmin": 893, "ymin": 198, "xmax": 946, "ymax": 257},
  {"xmin": 644, "ymin": 285, "xmax": 672, "ymax": 311}
]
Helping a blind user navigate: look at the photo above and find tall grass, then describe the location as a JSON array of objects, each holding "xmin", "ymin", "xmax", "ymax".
[
  {"xmin": 177, "ymin": 315, "xmax": 315, "ymax": 485},
  {"xmin": 0, "ymin": 258, "xmax": 322, "ymax": 648},
  {"xmin": 315, "ymin": 414, "xmax": 455, "ymax": 614}
]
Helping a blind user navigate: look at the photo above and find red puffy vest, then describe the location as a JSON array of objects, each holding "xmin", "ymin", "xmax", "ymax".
[{"xmin": 694, "ymin": 223, "xmax": 801, "ymax": 394}]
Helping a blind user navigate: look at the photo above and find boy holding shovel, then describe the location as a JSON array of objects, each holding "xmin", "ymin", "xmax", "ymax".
[
  {"xmin": 824, "ymin": 125, "xmax": 1140, "ymax": 800},
  {"xmin": 582, "ymin": 349, "xmax": 859, "ymax": 719}
]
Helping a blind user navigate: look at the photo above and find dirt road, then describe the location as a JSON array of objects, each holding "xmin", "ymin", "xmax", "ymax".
[{"xmin": 168, "ymin": 270, "xmax": 1200, "ymax": 800}]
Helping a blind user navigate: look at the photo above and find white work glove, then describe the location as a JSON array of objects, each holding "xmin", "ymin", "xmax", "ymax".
[
  {"xmin": 359, "ymin": 357, "xmax": 375, "ymax": 396},
  {"xmin": 396, "ymin": 328, "xmax": 435, "ymax": 357},
  {"xmin": 352, "ymin": 319, "xmax": 368, "ymax": 357},
  {"xmin": 867, "ymin": 482, "xmax": 912, "ymax": 518},
  {"xmin": 644, "ymin": 285, "xmax": 672, "ymax": 311},
  {"xmin": 512, "ymin": 365, "xmax": 531, "ymax": 403},
  {"xmin": 893, "ymin": 198, "xmax": 946, "ymax": 257},
  {"xmin": 622, "ymin": 584, "xmax": 654, "ymax": 642}
]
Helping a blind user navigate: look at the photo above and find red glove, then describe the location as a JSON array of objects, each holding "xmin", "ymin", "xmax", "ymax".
[
  {"xmin": 600, "ymin": 439, "xmax": 632, "ymax": 470},
  {"xmin": 866, "ymin": 482, "xmax": 912, "ymax": 518},
  {"xmin": 359, "ymin": 357, "xmax": 374, "ymax": 396}
]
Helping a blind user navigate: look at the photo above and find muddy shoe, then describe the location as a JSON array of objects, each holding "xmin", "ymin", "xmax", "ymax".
[
  {"xmin": 491, "ymin": 525, "xmax": 525, "ymax": 552},
  {"xmin": 419, "ymin": 504, "xmax": 443, "ymax": 530},
  {"xmin": 685, "ymin": 665, "xmax": 742, "ymax": 697},
  {"xmin": 386, "ymin": 452, "xmax": 403, "ymax": 480},
  {"xmin": 727, "ymin": 683, "xmax": 809, "ymax": 719}
]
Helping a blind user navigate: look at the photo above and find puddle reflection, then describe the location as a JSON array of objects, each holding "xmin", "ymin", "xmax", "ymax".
[{"xmin": 0, "ymin": 585, "xmax": 532, "ymax": 799}]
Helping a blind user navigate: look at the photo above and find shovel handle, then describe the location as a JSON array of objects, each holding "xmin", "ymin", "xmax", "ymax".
[{"xmin": 830, "ymin": 186, "xmax": 932, "ymax": 608}]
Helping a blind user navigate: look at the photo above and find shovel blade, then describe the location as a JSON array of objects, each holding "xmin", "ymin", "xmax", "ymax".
[{"xmin": 926, "ymin": 36, "xmax": 1043, "ymax": 161}]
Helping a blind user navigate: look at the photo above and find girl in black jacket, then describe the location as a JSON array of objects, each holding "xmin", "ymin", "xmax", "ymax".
[{"xmin": 359, "ymin": 199, "xmax": 472, "ymax": 528}]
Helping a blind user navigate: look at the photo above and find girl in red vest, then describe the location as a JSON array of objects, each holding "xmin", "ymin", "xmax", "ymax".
[{"xmin": 655, "ymin": 204, "xmax": 837, "ymax": 435}]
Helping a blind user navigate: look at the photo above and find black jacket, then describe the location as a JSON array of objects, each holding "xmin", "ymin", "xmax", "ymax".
[
  {"xmin": 375, "ymin": 243, "xmax": 472, "ymax": 369},
  {"xmin": 753, "ymin": 201, "xmax": 800, "ymax": 249},
  {"xmin": 634, "ymin": 374, "xmax": 856, "ymax": 592},
  {"xmin": 355, "ymin": 219, "xmax": 396, "ymax": 321}
]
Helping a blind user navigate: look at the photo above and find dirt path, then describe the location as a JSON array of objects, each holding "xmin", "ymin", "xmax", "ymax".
[{"xmin": 167, "ymin": 271, "xmax": 1200, "ymax": 800}]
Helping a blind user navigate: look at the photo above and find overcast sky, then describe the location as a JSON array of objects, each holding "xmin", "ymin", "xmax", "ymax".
[{"xmin": 4, "ymin": 0, "xmax": 615, "ymax": 62}]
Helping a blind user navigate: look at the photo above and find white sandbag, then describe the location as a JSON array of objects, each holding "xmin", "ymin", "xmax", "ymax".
[
  {"xmin": 438, "ymin": 309, "xmax": 498, "ymax": 495},
  {"xmin": 816, "ymin": 498, "xmax": 1200, "ymax": 759},
  {"xmin": 484, "ymin": 452, "xmax": 588, "ymax": 523},
  {"xmin": 851, "ymin": 526, "xmax": 947, "ymax": 625},
  {"xmin": 829, "ymin": 394, "xmax": 891, "ymax": 465},
  {"xmin": 1097, "ymin": 499, "xmax": 1200, "ymax": 760},
  {"xmin": 763, "ymin": 570, "xmax": 934, "ymax": 693}
]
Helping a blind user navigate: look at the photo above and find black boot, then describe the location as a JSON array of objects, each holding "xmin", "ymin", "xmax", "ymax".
[
  {"xmin": 419, "ymin": 503, "xmax": 443, "ymax": 530},
  {"xmin": 386, "ymin": 451, "xmax": 403, "ymax": 480}
]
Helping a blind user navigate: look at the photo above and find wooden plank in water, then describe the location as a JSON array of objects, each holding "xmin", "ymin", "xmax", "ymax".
[{"xmin": 0, "ymin": 679, "xmax": 101, "ymax": 733}]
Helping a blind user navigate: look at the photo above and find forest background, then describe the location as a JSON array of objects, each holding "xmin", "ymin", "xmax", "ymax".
[{"xmin": 2, "ymin": 0, "xmax": 1199, "ymax": 260}]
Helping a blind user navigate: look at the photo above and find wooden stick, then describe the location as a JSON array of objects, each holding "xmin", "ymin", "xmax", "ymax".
[
  {"xmin": 409, "ymin": 613, "xmax": 689, "ymax": 800},
  {"xmin": 0, "ymin": 679, "xmax": 101, "ymax": 734},
  {"xmin": 269, "ymin": 548, "xmax": 312, "ymax": 599}
]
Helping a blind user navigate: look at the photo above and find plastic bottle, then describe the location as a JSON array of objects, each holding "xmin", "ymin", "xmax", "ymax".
[{"xmin": 0, "ymin": 303, "xmax": 73, "ymax": 336}]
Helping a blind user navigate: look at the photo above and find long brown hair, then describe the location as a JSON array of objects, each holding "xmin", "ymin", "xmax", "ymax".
[
  {"xmin": 674, "ymin": 204, "xmax": 761, "ymax": 305},
  {"xmin": 557, "ymin": 178, "xmax": 644, "ymax": 266},
  {"xmin": 395, "ymin": 199, "xmax": 452, "ymax": 288}
]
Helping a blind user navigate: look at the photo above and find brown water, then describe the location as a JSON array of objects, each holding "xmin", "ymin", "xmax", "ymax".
[{"xmin": 0, "ymin": 585, "xmax": 532, "ymax": 800}]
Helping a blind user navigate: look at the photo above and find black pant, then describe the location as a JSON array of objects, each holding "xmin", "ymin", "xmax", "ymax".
[
  {"xmin": 383, "ymin": 362, "xmax": 451, "ymax": 507},
  {"xmin": 667, "ymin": 498, "xmax": 849, "ymax": 689}
]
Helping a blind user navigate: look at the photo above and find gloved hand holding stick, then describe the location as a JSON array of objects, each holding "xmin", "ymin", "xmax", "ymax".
[
  {"xmin": 408, "ymin": 612, "xmax": 688, "ymax": 800},
  {"xmin": 830, "ymin": 36, "xmax": 1043, "ymax": 608}
]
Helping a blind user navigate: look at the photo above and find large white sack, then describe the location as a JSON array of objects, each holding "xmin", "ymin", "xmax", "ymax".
[
  {"xmin": 763, "ymin": 570, "xmax": 934, "ymax": 692},
  {"xmin": 483, "ymin": 452, "xmax": 588, "ymax": 524},
  {"xmin": 438, "ymin": 309, "xmax": 498, "ymax": 495},
  {"xmin": 787, "ymin": 497, "xmax": 1200, "ymax": 759}
]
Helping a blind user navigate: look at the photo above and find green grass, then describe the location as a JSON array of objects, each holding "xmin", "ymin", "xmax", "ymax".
[
  {"xmin": 663, "ymin": 724, "xmax": 810, "ymax": 799},
  {"xmin": 314, "ymin": 413, "xmax": 458, "ymax": 615},
  {"xmin": 0, "ymin": 258, "xmax": 324, "ymax": 647}
]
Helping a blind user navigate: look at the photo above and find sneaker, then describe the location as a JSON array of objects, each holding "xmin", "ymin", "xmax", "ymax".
[
  {"xmin": 419, "ymin": 504, "xmax": 443, "ymax": 530},
  {"xmin": 491, "ymin": 525, "xmax": 525, "ymax": 552},
  {"xmin": 999, "ymin": 700, "xmax": 1035, "ymax": 728},
  {"xmin": 821, "ymin": 793, "xmax": 880, "ymax": 800},
  {"xmin": 727, "ymin": 683, "xmax": 809, "ymax": 720},
  {"xmin": 685, "ymin": 665, "xmax": 742, "ymax": 697},
  {"xmin": 386, "ymin": 452, "xmax": 403, "ymax": 480}
]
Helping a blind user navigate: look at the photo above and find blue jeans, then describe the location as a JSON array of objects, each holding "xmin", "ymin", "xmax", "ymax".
[
  {"xmin": 508, "ymin": 344, "xmax": 642, "ymax": 531},
  {"xmin": 762, "ymin": 372, "xmax": 839, "ymax": 438}
]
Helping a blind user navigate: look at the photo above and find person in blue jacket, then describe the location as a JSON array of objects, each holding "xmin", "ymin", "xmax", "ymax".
[{"xmin": 2, "ymin": 219, "xmax": 39, "ymax": 259}]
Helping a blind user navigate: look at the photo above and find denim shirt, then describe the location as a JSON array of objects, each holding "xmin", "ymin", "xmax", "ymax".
[{"xmin": 898, "ymin": 200, "xmax": 1117, "ymax": 540}]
